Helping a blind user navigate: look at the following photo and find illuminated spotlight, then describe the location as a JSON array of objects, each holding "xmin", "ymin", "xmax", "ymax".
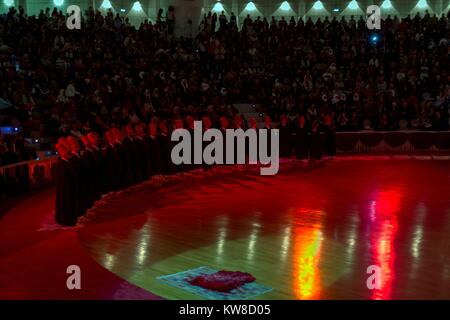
[
  {"xmin": 416, "ymin": 0, "xmax": 429, "ymax": 9},
  {"xmin": 4, "ymin": 0, "xmax": 14, "ymax": 7},
  {"xmin": 313, "ymin": 1, "xmax": 325, "ymax": 10},
  {"xmin": 120, "ymin": 8, "xmax": 126, "ymax": 12},
  {"xmin": 280, "ymin": 1, "xmax": 291, "ymax": 11},
  {"xmin": 132, "ymin": 1, "xmax": 143, "ymax": 12},
  {"xmin": 348, "ymin": 0, "xmax": 359, "ymax": 10},
  {"xmin": 53, "ymin": 0, "xmax": 64, "ymax": 6},
  {"xmin": 333, "ymin": 8, "xmax": 340, "ymax": 13},
  {"xmin": 370, "ymin": 34, "xmax": 379, "ymax": 44},
  {"xmin": 212, "ymin": 2, "xmax": 224, "ymax": 12},
  {"xmin": 244, "ymin": 1, "xmax": 256, "ymax": 12},
  {"xmin": 381, "ymin": 0, "xmax": 393, "ymax": 9},
  {"xmin": 100, "ymin": 0, "xmax": 112, "ymax": 9}
]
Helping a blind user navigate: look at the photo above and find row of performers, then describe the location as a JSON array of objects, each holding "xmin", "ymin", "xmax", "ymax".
[{"xmin": 54, "ymin": 115, "xmax": 336, "ymax": 226}]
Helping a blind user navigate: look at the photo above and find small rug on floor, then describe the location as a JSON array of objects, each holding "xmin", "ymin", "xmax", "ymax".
[{"xmin": 157, "ymin": 266, "xmax": 272, "ymax": 300}]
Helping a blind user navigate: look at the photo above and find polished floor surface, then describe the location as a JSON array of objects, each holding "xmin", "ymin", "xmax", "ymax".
[{"xmin": 78, "ymin": 158, "xmax": 450, "ymax": 299}]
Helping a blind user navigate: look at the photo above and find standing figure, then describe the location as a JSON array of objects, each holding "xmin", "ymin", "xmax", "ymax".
[
  {"xmin": 147, "ymin": 123, "xmax": 162, "ymax": 175},
  {"xmin": 55, "ymin": 140, "xmax": 79, "ymax": 226},
  {"xmin": 104, "ymin": 130, "xmax": 122, "ymax": 192},
  {"xmin": 279, "ymin": 114, "xmax": 292, "ymax": 158},
  {"xmin": 310, "ymin": 121, "xmax": 323, "ymax": 160},
  {"xmin": 322, "ymin": 115, "xmax": 336, "ymax": 157},
  {"xmin": 295, "ymin": 115, "xmax": 310, "ymax": 160},
  {"xmin": 66, "ymin": 136, "xmax": 86, "ymax": 216},
  {"xmin": 135, "ymin": 125, "xmax": 151, "ymax": 181},
  {"xmin": 158, "ymin": 122, "xmax": 174, "ymax": 174},
  {"xmin": 124, "ymin": 125, "xmax": 142, "ymax": 184},
  {"xmin": 112, "ymin": 128, "xmax": 132, "ymax": 188}
]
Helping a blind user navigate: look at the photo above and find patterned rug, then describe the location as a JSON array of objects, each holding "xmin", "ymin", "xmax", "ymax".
[{"xmin": 157, "ymin": 266, "xmax": 272, "ymax": 300}]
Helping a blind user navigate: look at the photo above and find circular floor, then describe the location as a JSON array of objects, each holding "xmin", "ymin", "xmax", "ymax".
[{"xmin": 77, "ymin": 159, "xmax": 450, "ymax": 299}]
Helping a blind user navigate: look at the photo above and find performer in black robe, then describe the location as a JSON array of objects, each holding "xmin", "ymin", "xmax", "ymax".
[
  {"xmin": 147, "ymin": 123, "xmax": 162, "ymax": 175},
  {"xmin": 124, "ymin": 125, "xmax": 142, "ymax": 184},
  {"xmin": 247, "ymin": 117, "xmax": 258, "ymax": 164},
  {"xmin": 186, "ymin": 116, "xmax": 196, "ymax": 171},
  {"xmin": 88, "ymin": 132, "xmax": 107, "ymax": 196},
  {"xmin": 310, "ymin": 122, "xmax": 323, "ymax": 160},
  {"xmin": 112, "ymin": 128, "xmax": 132, "ymax": 188},
  {"xmin": 81, "ymin": 135, "xmax": 101, "ymax": 202},
  {"xmin": 220, "ymin": 116, "xmax": 229, "ymax": 165},
  {"xmin": 55, "ymin": 141, "xmax": 78, "ymax": 226},
  {"xmin": 295, "ymin": 115, "xmax": 310, "ymax": 160},
  {"xmin": 202, "ymin": 116, "xmax": 214, "ymax": 170},
  {"xmin": 135, "ymin": 125, "xmax": 151, "ymax": 181},
  {"xmin": 158, "ymin": 122, "xmax": 174, "ymax": 175},
  {"xmin": 104, "ymin": 130, "xmax": 122, "ymax": 192},
  {"xmin": 279, "ymin": 114, "xmax": 292, "ymax": 158},
  {"xmin": 263, "ymin": 115, "xmax": 272, "ymax": 159},
  {"xmin": 80, "ymin": 145, "xmax": 95, "ymax": 209},
  {"xmin": 66, "ymin": 136, "xmax": 86, "ymax": 217},
  {"xmin": 322, "ymin": 115, "xmax": 336, "ymax": 157}
]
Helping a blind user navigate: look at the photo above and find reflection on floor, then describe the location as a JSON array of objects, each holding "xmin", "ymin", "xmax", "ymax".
[{"xmin": 1, "ymin": 158, "xmax": 450, "ymax": 299}]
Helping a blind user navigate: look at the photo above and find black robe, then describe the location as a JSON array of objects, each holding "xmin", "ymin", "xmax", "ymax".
[
  {"xmin": 116, "ymin": 142, "xmax": 132, "ymax": 188},
  {"xmin": 279, "ymin": 124, "xmax": 292, "ymax": 158},
  {"xmin": 135, "ymin": 137, "xmax": 151, "ymax": 181},
  {"xmin": 104, "ymin": 144, "xmax": 122, "ymax": 192},
  {"xmin": 322, "ymin": 125, "xmax": 336, "ymax": 156},
  {"xmin": 69, "ymin": 152, "xmax": 86, "ymax": 217},
  {"xmin": 92, "ymin": 146, "xmax": 107, "ymax": 196},
  {"xmin": 295, "ymin": 125, "xmax": 310, "ymax": 159},
  {"xmin": 123, "ymin": 136, "xmax": 142, "ymax": 184},
  {"xmin": 310, "ymin": 130, "xmax": 323, "ymax": 160},
  {"xmin": 158, "ymin": 133, "xmax": 174, "ymax": 175},
  {"xmin": 81, "ymin": 149, "xmax": 96, "ymax": 211},
  {"xmin": 147, "ymin": 136, "xmax": 162, "ymax": 175},
  {"xmin": 55, "ymin": 157, "xmax": 79, "ymax": 226}
]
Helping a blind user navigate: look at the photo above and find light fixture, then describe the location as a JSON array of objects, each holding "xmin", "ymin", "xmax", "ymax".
[
  {"xmin": 312, "ymin": 1, "xmax": 325, "ymax": 11},
  {"xmin": 244, "ymin": 2, "xmax": 256, "ymax": 12},
  {"xmin": 381, "ymin": 0, "xmax": 393, "ymax": 9},
  {"xmin": 131, "ymin": 1, "xmax": 143, "ymax": 12},
  {"xmin": 53, "ymin": 0, "xmax": 64, "ymax": 6},
  {"xmin": 3, "ymin": 0, "xmax": 14, "ymax": 7},
  {"xmin": 333, "ymin": 8, "xmax": 340, "ymax": 12},
  {"xmin": 100, "ymin": 0, "xmax": 112, "ymax": 9},
  {"xmin": 280, "ymin": 1, "xmax": 291, "ymax": 11},
  {"xmin": 212, "ymin": 2, "xmax": 224, "ymax": 12},
  {"xmin": 348, "ymin": 0, "xmax": 359, "ymax": 10},
  {"xmin": 417, "ymin": 0, "xmax": 428, "ymax": 9},
  {"xmin": 120, "ymin": 8, "xmax": 126, "ymax": 12}
]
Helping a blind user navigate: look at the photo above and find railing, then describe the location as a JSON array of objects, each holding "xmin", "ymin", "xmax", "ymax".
[
  {"xmin": 0, "ymin": 156, "xmax": 57, "ymax": 200},
  {"xmin": 335, "ymin": 131, "xmax": 450, "ymax": 154}
]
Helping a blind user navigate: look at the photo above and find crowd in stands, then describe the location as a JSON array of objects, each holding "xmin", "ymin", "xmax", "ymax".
[{"xmin": 0, "ymin": 6, "xmax": 449, "ymax": 166}]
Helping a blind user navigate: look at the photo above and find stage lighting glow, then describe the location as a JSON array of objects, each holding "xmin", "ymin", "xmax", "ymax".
[
  {"xmin": 416, "ymin": 0, "xmax": 428, "ymax": 9},
  {"xmin": 120, "ymin": 8, "xmax": 126, "ymax": 12},
  {"xmin": 332, "ymin": 8, "xmax": 340, "ymax": 12},
  {"xmin": 212, "ymin": 2, "xmax": 224, "ymax": 12},
  {"xmin": 381, "ymin": 0, "xmax": 393, "ymax": 9},
  {"xmin": 348, "ymin": 0, "xmax": 359, "ymax": 10},
  {"xmin": 313, "ymin": 1, "xmax": 325, "ymax": 10},
  {"xmin": 53, "ymin": 0, "xmax": 64, "ymax": 6},
  {"xmin": 131, "ymin": 1, "xmax": 143, "ymax": 12},
  {"xmin": 280, "ymin": 1, "xmax": 291, "ymax": 11},
  {"xmin": 100, "ymin": 0, "xmax": 112, "ymax": 9},
  {"xmin": 3, "ymin": 0, "xmax": 14, "ymax": 7},
  {"xmin": 244, "ymin": 2, "xmax": 256, "ymax": 12},
  {"xmin": 371, "ymin": 34, "xmax": 379, "ymax": 44}
]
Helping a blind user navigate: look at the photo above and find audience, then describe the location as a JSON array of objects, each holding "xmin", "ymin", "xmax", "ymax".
[{"xmin": 0, "ymin": 6, "xmax": 449, "ymax": 166}]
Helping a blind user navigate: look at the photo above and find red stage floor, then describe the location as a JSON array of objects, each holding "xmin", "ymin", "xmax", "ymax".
[{"xmin": 1, "ymin": 157, "xmax": 450, "ymax": 299}]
